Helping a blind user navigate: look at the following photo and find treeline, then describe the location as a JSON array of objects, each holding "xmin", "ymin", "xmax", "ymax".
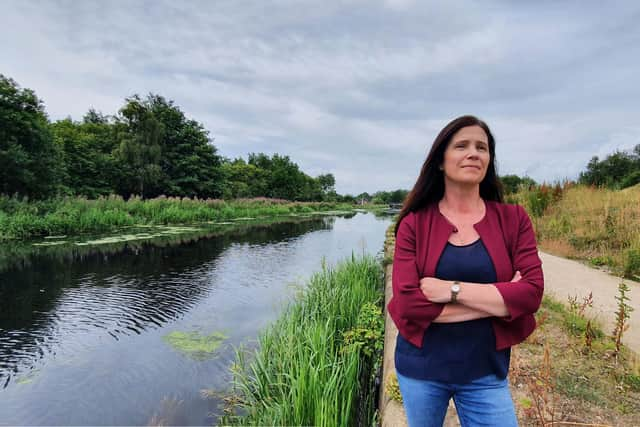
[
  {"xmin": 579, "ymin": 146, "xmax": 640, "ymax": 189},
  {"xmin": 0, "ymin": 74, "xmax": 342, "ymax": 202}
]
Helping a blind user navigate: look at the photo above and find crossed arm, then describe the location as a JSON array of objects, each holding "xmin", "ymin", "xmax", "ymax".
[{"xmin": 423, "ymin": 271, "xmax": 520, "ymax": 323}]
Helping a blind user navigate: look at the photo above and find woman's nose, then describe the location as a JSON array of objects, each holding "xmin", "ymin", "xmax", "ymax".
[{"xmin": 467, "ymin": 150, "xmax": 480, "ymax": 159}]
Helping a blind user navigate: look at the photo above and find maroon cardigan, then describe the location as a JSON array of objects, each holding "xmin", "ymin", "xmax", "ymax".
[{"xmin": 387, "ymin": 201, "xmax": 544, "ymax": 351}]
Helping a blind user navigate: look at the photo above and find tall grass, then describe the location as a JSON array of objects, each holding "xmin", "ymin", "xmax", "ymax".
[
  {"xmin": 220, "ymin": 255, "xmax": 384, "ymax": 426},
  {"xmin": 0, "ymin": 195, "xmax": 355, "ymax": 240},
  {"xmin": 510, "ymin": 184, "xmax": 640, "ymax": 279}
]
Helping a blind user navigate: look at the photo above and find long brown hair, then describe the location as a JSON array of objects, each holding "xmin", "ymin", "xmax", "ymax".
[{"xmin": 395, "ymin": 115, "xmax": 503, "ymax": 235}]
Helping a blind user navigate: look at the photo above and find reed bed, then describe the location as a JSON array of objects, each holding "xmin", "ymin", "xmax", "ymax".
[
  {"xmin": 0, "ymin": 195, "xmax": 354, "ymax": 240},
  {"xmin": 220, "ymin": 254, "xmax": 384, "ymax": 426}
]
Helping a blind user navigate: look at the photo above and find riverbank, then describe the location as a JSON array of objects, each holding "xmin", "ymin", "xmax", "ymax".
[
  {"xmin": 0, "ymin": 195, "xmax": 383, "ymax": 241},
  {"xmin": 218, "ymin": 254, "xmax": 385, "ymax": 426}
]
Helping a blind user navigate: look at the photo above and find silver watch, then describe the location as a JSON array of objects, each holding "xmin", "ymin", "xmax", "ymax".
[{"xmin": 450, "ymin": 281, "xmax": 461, "ymax": 303}]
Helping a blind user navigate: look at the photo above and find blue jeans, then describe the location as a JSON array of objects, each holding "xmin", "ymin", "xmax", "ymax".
[{"xmin": 396, "ymin": 371, "xmax": 518, "ymax": 427}]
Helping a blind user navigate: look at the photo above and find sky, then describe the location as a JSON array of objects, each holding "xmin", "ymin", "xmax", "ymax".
[{"xmin": 2, "ymin": 0, "xmax": 640, "ymax": 195}]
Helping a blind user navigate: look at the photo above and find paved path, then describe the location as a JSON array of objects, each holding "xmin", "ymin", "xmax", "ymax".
[{"xmin": 539, "ymin": 251, "xmax": 640, "ymax": 354}]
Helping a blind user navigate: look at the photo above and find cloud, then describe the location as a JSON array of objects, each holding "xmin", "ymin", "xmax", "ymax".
[{"xmin": 2, "ymin": 0, "xmax": 640, "ymax": 194}]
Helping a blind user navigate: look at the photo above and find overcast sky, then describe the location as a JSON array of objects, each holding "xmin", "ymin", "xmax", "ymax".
[{"xmin": 2, "ymin": 1, "xmax": 640, "ymax": 195}]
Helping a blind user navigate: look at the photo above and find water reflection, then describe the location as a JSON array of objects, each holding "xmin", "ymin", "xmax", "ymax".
[{"xmin": 0, "ymin": 213, "xmax": 391, "ymax": 425}]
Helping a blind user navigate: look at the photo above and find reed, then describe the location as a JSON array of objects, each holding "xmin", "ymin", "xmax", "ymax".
[
  {"xmin": 220, "ymin": 254, "xmax": 384, "ymax": 426},
  {"xmin": 0, "ymin": 195, "xmax": 357, "ymax": 240}
]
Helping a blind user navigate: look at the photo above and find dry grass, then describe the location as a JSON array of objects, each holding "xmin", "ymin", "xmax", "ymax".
[
  {"xmin": 528, "ymin": 184, "xmax": 640, "ymax": 278},
  {"xmin": 510, "ymin": 296, "xmax": 640, "ymax": 427}
]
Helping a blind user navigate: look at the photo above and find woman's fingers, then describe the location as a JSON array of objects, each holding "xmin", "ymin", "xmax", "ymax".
[{"xmin": 511, "ymin": 271, "xmax": 521, "ymax": 282}]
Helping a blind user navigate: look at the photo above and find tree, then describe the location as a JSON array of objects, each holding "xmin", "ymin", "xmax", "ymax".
[
  {"xmin": 51, "ymin": 118, "xmax": 118, "ymax": 198},
  {"xmin": 247, "ymin": 153, "xmax": 309, "ymax": 200},
  {"xmin": 221, "ymin": 158, "xmax": 269, "ymax": 199},
  {"xmin": 114, "ymin": 96, "xmax": 164, "ymax": 198},
  {"xmin": 145, "ymin": 94, "xmax": 223, "ymax": 198},
  {"xmin": 0, "ymin": 75, "xmax": 61, "ymax": 198},
  {"xmin": 316, "ymin": 173, "xmax": 336, "ymax": 195},
  {"xmin": 500, "ymin": 174, "xmax": 537, "ymax": 194},
  {"xmin": 579, "ymin": 147, "xmax": 640, "ymax": 189}
]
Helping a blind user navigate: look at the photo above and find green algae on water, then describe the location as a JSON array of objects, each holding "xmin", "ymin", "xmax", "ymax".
[
  {"xmin": 163, "ymin": 331, "xmax": 227, "ymax": 360},
  {"xmin": 15, "ymin": 369, "xmax": 40, "ymax": 385}
]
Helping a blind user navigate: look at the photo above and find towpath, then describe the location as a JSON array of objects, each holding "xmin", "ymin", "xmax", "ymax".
[{"xmin": 539, "ymin": 251, "xmax": 639, "ymax": 354}]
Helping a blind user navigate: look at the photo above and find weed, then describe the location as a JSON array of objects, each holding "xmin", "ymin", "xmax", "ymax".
[
  {"xmin": 612, "ymin": 280, "xmax": 634, "ymax": 358},
  {"xmin": 385, "ymin": 372, "xmax": 402, "ymax": 404},
  {"xmin": 524, "ymin": 343, "xmax": 558, "ymax": 426}
]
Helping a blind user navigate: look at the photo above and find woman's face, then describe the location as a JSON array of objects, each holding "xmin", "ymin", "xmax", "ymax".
[{"xmin": 441, "ymin": 125, "xmax": 490, "ymax": 186}]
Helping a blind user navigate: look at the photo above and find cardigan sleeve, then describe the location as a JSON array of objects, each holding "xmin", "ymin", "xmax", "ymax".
[
  {"xmin": 391, "ymin": 212, "xmax": 445, "ymax": 334},
  {"xmin": 494, "ymin": 205, "xmax": 544, "ymax": 322}
]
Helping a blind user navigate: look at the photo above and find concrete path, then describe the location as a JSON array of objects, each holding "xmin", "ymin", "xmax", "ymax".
[{"xmin": 539, "ymin": 251, "xmax": 639, "ymax": 354}]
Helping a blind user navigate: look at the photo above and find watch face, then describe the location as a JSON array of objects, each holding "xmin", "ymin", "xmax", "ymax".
[{"xmin": 452, "ymin": 284, "xmax": 460, "ymax": 292}]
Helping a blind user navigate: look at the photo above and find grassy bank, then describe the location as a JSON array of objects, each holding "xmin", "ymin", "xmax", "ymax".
[
  {"xmin": 510, "ymin": 184, "xmax": 640, "ymax": 279},
  {"xmin": 510, "ymin": 293, "xmax": 639, "ymax": 426},
  {"xmin": 0, "ymin": 195, "xmax": 368, "ymax": 241},
  {"xmin": 219, "ymin": 254, "xmax": 384, "ymax": 426}
]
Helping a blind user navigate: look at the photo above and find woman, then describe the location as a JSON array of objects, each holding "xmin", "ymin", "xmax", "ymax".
[{"xmin": 387, "ymin": 115, "xmax": 544, "ymax": 427}]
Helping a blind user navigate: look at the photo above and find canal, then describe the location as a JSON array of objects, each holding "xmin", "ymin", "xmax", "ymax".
[{"xmin": 0, "ymin": 212, "xmax": 392, "ymax": 425}]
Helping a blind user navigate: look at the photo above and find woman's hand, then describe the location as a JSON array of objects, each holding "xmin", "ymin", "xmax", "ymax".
[
  {"xmin": 419, "ymin": 277, "xmax": 452, "ymax": 303},
  {"xmin": 511, "ymin": 271, "xmax": 521, "ymax": 282}
]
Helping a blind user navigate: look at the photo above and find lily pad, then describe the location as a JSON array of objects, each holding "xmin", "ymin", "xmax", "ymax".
[
  {"xmin": 33, "ymin": 241, "xmax": 67, "ymax": 247},
  {"xmin": 163, "ymin": 331, "xmax": 227, "ymax": 360}
]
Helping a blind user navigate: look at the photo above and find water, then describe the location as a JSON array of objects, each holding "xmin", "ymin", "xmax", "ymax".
[{"xmin": 0, "ymin": 212, "xmax": 392, "ymax": 426}]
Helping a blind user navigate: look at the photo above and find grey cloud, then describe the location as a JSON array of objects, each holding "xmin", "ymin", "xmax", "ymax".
[{"xmin": 2, "ymin": 0, "xmax": 640, "ymax": 194}]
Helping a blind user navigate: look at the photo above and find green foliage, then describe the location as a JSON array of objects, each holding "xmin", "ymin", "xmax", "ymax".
[
  {"xmin": 0, "ymin": 74, "xmax": 61, "ymax": 198},
  {"xmin": 513, "ymin": 183, "xmax": 564, "ymax": 217},
  {"xmin": 612, "ymin": 280, "xmax": 634, "ymax": 356},
  {"xmin": 623, "ymin": 248, "xmax": 640, "ymax": 279},
  {"xmin": 500, "ymin": 174, "xmax": 537, "ymax": 195},
  {"xmin": 371, "ymin": 189, "xmax": 408, "ymax": 204},
  {"xmin": 579, "ymin": 146, "xmax": 640, "ymax": 189},
  {"xmin": 114, "ymin": 95, "xmax": 165, "ymax": 198},
  {"xmin": 0, "ymin": 74, "xmax": 361, "ymax": 204},
  {"xmin": 221, "ymin": 255, "xmax": 383, "ymax": 426},
  {"xmin": 341, "ymin": 301, "xmax": 384, "ymax": 358},
  {"xmin": 385, "ymin": 372, "xmax": 403, "ymax": 403},
  {"xmin": 589, "ymin": 255, "xmax": 614, "ymax": 267},
  {"xmin": 0, "ymin": 195, "xmax": 355, "ymax": 240},
  {"xmin": 51, "ymin": 118, "xmax": 118, "ymax": 198}
]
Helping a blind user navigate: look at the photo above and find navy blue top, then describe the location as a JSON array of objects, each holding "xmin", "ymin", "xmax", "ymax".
[{"xmin": 395, "ymin": 239, "xmax": 511, "ymax": 383}]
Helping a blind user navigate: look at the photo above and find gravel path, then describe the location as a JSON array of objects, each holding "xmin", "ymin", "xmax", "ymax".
[{"xmin": 540, "ymin": 251, "xmax": 640, "ymax": 354}]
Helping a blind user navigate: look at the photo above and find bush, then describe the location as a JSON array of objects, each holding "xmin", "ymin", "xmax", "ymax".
[{"xmin": 623, "ymin": 248, "xmax": 640, "ymax": 278}]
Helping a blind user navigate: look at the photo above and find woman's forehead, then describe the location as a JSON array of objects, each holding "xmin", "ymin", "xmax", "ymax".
[{"xmin": 451, "ymin": 125, "xmax": 488, "ymax": 143}]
